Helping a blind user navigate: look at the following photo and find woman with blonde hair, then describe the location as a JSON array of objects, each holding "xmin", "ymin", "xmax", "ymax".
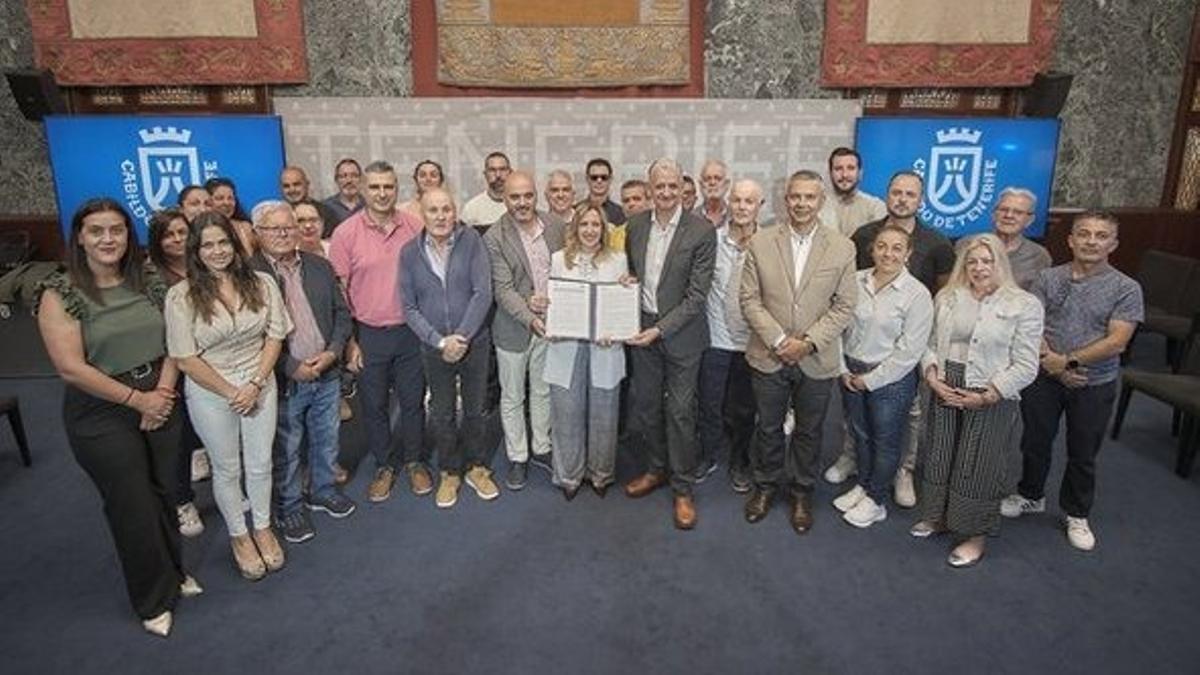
[
  {"xmin": 910, "ymin": 233, "xmax": 1043, "ymax": 568},
  {"xmin": 544, "ymin": 203, "xmax": 630, "ymax": 499}
]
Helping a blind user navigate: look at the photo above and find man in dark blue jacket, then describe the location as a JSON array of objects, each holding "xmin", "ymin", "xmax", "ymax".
[
  {"xmin": 400, "ymin": 187, "xmax": 500, "ymax": 508},
  {"xmin": 250, "ymin": 200, "xmax": 355, "ymax": 544}
]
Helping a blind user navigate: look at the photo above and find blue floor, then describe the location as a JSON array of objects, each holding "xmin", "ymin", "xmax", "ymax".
[{"xmin": 0, "ymin": 338, "xmax": 1198, "ymax": 674}]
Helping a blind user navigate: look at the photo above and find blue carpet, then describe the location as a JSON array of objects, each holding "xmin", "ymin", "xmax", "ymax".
[{"xmin": 0, "ymin": 338, "xmax": 1198, "ymax": 674}]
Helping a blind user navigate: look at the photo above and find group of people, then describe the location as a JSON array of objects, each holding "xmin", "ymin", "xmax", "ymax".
[{"xmin": 37, "ymin": 146, "xmax": 1143, "ymax": 638}]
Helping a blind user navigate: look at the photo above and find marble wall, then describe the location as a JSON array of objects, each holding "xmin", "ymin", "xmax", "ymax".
[{"xmin": 0, "ymin": 0, "xmax": 1193, "ymax": 215}]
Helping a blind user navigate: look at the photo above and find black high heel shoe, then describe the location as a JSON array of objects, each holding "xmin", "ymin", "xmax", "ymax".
[
  {"xmin": 590, "ymin": 480, "xmax": 608, "ymax": 499},
  {"xmin": 563, "ymin": 485, "xmax": 580, "ymax": 501}
]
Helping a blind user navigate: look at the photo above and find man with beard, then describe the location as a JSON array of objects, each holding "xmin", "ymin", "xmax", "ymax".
[
  {"xmin": 836, "ymin": 171, "xmax": 954, "ymax": 508},
  {"xmin": 323, "ymin": 158, "xmax": 365, "ymax": 234},
  {"xmin": 483, "ymin": 171, "xmax": 565, "ymax": 490},
  {"xmin": 328, "ymin": 160, "xmax": 433, "ymax": 504},
  {"xmin": 623, "ymin": 158, "xmax": 716, "ymax": 530},
  {"xmin": 695, "ymin": 159, "xmax": 731, "ymax": 229},
  {"xmin": 461, "ymin": 152, "xmax": 512, "ymax": 230},
  {"xmin": 681, "ymin": 175, "xmax": 698, "ymax": 212},
  {"xmin": 818, "ymin": 147, "xmax": 886, "ymax": 237},
  {"xmin": 544, "ymin": 169, "xmax": 577, "ymax": 223}
]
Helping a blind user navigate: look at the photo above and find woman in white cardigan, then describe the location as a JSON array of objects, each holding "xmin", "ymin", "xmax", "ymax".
[
  {"xmin": 544, "ymin": 204, "xmax": 630, "ymax": 500},
  {"xmin": 910, "ymin": 233, "xmax": 1043, "ymax": 568}
]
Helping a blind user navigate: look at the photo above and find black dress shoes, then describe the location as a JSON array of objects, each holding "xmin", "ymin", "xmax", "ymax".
[
  {"xmin": 790, "ymin": 493, "xmax": 814, "ymax": 535},
  {"xmin": 744, "ymin": 487, "xmax": 775, "ymax": 523}
]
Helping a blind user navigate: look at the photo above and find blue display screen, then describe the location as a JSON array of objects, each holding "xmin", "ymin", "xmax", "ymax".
[
  {"xmin": 854, "ymin": 117, "xmax": 1060, "ymax": 237},
  {"xmin": 45, "ymin": 115, "xmax": 286, "ymax": 243}
]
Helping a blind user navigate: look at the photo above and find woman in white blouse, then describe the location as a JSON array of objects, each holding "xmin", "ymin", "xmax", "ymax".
[
  {"xmin": 910, "ymin": 233, "xmax": 1043, "ymax": 568},
  {"xmin": 834, "ymin": 225, "xmax": 933, "ymax": 529},
  {"xmin": 544, "ymin": 205, "xmax": 630, "ymax": 500},
  {"xmin": 165, "ymin": 212, "xmax": 292, "ymax": 581}
]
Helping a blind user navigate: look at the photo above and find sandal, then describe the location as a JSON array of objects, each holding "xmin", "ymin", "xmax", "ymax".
[
  {"xmin": 252, "ymin": 527, "xmax": 286, "ymax": 572},
  {"xmin": 231, "ymin": 534, "xmax": 266, "ymax": 581}
]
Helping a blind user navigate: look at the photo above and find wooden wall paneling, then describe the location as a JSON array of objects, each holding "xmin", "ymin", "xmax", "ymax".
[{"xmin": 1162, "ymin": 5, "xmax": 1200, "ymax": 207}]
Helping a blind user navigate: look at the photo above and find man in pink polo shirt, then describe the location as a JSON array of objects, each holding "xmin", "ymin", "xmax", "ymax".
[{"xmin": 329, "ymin": 160, "xmax": 432, "ymax": 503}]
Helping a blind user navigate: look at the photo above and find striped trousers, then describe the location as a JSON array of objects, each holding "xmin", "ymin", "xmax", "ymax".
[{"xmin": 919, "ymin": 361, "xmax": 1018, "ymax": 537}]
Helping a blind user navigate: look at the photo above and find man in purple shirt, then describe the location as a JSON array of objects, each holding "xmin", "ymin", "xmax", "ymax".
[{"xmin": 328, "ymin": 160, "xmax": 432, "ymax": 504}]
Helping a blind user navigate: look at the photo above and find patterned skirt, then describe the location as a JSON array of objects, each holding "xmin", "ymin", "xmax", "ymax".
[{"xmin": 918, "ymin": 360, "xmax": 1018, "ymax": 537}]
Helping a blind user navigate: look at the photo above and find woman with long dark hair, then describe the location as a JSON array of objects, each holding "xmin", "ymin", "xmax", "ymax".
[
  {"xmin": 37, "ymin": 198, "xmax": 201, "ymax": 637},
  {"xmin": 147, "ymin": 208, "xmax": 208, "ymax": 538},
  {"xmin": 178, "ymin": 185, "xmax": 212, "ymax": 223},
  {"xmin": 165, "ymin": 212, "xmax": 292, "ymax": 581},
  {"xmin": 205, "ymin": 177, "xmax": 256, "ymax": 255}
]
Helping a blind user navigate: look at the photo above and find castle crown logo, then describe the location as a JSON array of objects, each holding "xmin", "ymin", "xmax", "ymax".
[
  {"xmin": 139, "ymin": 126, "xmax": 192, "ymax": 144},
  {"xmin": 935, "ymin": 128, "xmax": 982, "ymax": 144}
]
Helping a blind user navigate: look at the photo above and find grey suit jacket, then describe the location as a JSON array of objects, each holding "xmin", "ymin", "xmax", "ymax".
[
  {"xmin": 739, "ymin": 222, "xmax": 857, "ymax": 378},
  {"xmin": 625, "ymin": 208, "xmax": 716, "ymax": 357},
  {"xmin": 482, "ymin": 211, "xmax": 566, "ymax": 352}
]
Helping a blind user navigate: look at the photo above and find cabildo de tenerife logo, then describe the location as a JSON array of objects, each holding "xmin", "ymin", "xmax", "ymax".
[
  {"xmin": 120, "ymin": 126, "xmax": 219, "ymax": 221},
  {"xmin": 911, "ymin": 127, "xmax": 998, "ymax": 232}
]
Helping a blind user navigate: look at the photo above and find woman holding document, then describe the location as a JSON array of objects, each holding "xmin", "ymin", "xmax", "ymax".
[{"xmin": 544, "ymin": 204, "xmax": 631, "ymax": 500}]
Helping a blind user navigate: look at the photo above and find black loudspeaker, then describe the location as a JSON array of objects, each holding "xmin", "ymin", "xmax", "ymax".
[
  {"xmin": 5, "ymin": 69, "xmax": 67, "ymax": 121},
  {"xmin": 1021, "ymin": 71, "xmax": 1073, "ymax": 118}
]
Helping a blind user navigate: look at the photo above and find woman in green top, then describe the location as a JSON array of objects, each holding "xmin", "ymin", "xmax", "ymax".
[{"xmin": 37, "ymin": 198, "xmax": 202, "ymax": 638}]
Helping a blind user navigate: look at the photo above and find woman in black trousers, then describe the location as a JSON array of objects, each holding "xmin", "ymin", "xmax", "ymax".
[{"xmin": 37, "ymin": 198, "xmax": 202, "ymax": 637}]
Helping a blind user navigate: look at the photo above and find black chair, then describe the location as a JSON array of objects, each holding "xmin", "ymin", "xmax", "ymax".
[
  {"xmin": 1111, "ymin": 314, "xmax": 1200, "ymax": 477},
  {"xmin": 1137, "ymin": 249, "xmax": 1200, "ymax": 371},
  {"xmin": 0, "ymin": 396, "xmax": 31, "ymax": 467}
]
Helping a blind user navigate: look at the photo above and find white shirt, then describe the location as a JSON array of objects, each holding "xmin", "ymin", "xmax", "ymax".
[
  {"xmin": 842, "ymin": 268, "xmax": 933, "ymax": 390},
  {"xmin": 640, "ymin": 206, "xmax": 682, "ymax": 314},
  {"xmin": 542, "ymin": 250, "xmax": 628, "ymax": 390},
  {"xmin": 706, "ymin": 225, "xmax": 753, "ymax": 351},
  {"xmin": 460, "ymin": 191, "xmax": 508, "ymax": 228},
  {"xmin": 790, "ymin": 224, "xmax": 816, "ymax": 292}
]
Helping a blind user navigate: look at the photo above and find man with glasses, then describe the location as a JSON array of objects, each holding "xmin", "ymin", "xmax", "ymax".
[
  {"xmin": 281, "ymin": 165, "xmax": 338, "ymax": 237},
  {"xmin": 580, "ymin": 158, "xmax": 626, "ymax": 226},
  {"xmin": 968, "ymin": 187, "xmax": 1052, "ymax": 290},
  {"xmin": 329, "ymin": 160, "xmax": 433, "ymax": 504},
  {"xmin": 323, "ymin": 158, "xmax": 365, "ymax": 234},
  {"xmin": 462, "ymin": 152, "xmax": 512, "ymax": 230},
  {"xmin": 249, "ymin": 201, "xmax": 355, "ymax": 543}
]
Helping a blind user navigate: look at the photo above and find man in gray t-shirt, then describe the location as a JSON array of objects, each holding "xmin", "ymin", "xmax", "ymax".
[
  {"xmin": 956, "ymin": 187, "xmax": 1052, "ymax": 290},
  {"xmin": 1000, "ymin": 211, "xmax": 1143, "ymax": 553}
]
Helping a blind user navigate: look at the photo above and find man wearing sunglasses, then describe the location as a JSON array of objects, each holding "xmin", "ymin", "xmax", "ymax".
[{"xmin": 580, "ymin": 158, "xmax": 626, "ymax": 227}]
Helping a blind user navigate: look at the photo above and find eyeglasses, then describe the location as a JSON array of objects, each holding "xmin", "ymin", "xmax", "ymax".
[
  {"xmin": 996, "ymin": 207, "xmax": 1032, "ymax": 216},
  {"xmin": 257, "ymin": 226, "xmax": 296, "ymax": 235},
  {"xmin": 588, "ymin": 174, "xmax": 611, "ymax": 182}
]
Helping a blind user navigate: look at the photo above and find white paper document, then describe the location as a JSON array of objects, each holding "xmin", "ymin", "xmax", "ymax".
[{"xmin": 546, "ymin": 278, "xmax": 641, "ymax": 341}]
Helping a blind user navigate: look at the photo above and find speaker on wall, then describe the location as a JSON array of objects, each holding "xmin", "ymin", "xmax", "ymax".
[
  {"xmin": 5, "ymin": 69, "xmax": 67, "ymax": 121},
  {"xmin": 1022, "ymin": 71, "xmax": 1074, "ymax": 118}
]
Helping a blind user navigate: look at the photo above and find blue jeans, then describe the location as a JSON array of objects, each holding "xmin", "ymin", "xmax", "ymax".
[
  {"xmin": 842, "ymin": 360, "xmax": 918, "ymax": 504},
  {"xmin": 273, "ymin": 376, "xmax": 341, "ymax": 517}
]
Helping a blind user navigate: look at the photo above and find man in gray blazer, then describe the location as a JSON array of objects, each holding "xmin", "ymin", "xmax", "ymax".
[
  {"xmin": 624, "ymin": 158, "xmax": 717, "ymax": 530},
  {"xmin": 482, "ymin": 171, "xmax": 566, "ymax": 490},
  {"xmin": 739, "ymin": 170, "xmax": 857, "ymax": 535}
]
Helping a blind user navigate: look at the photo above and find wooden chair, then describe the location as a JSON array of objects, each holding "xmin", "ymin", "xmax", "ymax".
[{"xmin": 0, "ymin": 396, "xmax": 31, "ymax": 467}]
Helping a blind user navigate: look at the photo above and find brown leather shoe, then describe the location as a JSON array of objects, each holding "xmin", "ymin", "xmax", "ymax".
[
  {"xmin": 673, "ymin": 494, "xmax": 697, "ymax": 530},
  {"xmin": 744, "ymin": 487, "xmax": 775, "ymax": 523},
  {"xmin": 790, "ymin": 493, "xmax": 814, "ymax": 535},
  {"xmin": 624, "ymin": 472, "xmax": 667, "ymax": 498}
]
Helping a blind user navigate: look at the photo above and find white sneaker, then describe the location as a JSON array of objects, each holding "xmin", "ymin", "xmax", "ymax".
[
  {"xmin": 1066, "ymin": 516, "xmax": 1096, "ymax": 551},
  {"xmin": 1000, "ymin": 494, "xmax": 1046, "ymax": 518},
  {"xmin": 893, "ymin": 468, "xmax": 916, "ymax": 508},
  {"xmin": 823, "ymin": 454, "xmax": 857, "ymax": 484},
  {"xmin": 832, "ymin": 485, "xmax": 866, "ymax": 513},
  {"xmin": 177, "ymin": 502, "xmax": 204, "ymax": 538},
  {"xmin": 191, "ymin": 449, "xmax": 211, "ymax": 482},
  {"xmin": 844, "ymin": 495, "xmax": 887, "ymax": 528}
]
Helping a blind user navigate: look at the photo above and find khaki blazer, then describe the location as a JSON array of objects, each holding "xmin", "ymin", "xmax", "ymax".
[{"xmin": 739, "ymin": 222, "xmax": 857, "ymax": 378}]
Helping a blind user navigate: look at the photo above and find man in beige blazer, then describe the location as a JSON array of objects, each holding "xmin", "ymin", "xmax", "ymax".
[{"xmin": 739, "ymin": 170, "xmax": 857, "ymax": 535}]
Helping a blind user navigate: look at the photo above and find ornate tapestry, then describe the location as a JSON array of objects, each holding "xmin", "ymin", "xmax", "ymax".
[
  {"xmin": 435, "ymin": 0, "xmax": 692, "ymax": 88},
  {"xmin": 822, "ymin": 0, "xmax": 1062, "ymax": 87},
  {"xmin": 25, "ymin": 0, "xmax": 308, "ymax": 85}
]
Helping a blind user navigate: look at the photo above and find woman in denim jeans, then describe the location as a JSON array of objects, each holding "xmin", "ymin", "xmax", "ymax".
[{"xmin": 835, "ymin": 225, "xmax": 933, "ymax": 528}]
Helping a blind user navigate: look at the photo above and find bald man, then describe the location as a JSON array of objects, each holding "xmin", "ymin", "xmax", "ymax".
[{"xmin": 482, "ymin": 171, "xmax": 566, "ymax": 490}]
